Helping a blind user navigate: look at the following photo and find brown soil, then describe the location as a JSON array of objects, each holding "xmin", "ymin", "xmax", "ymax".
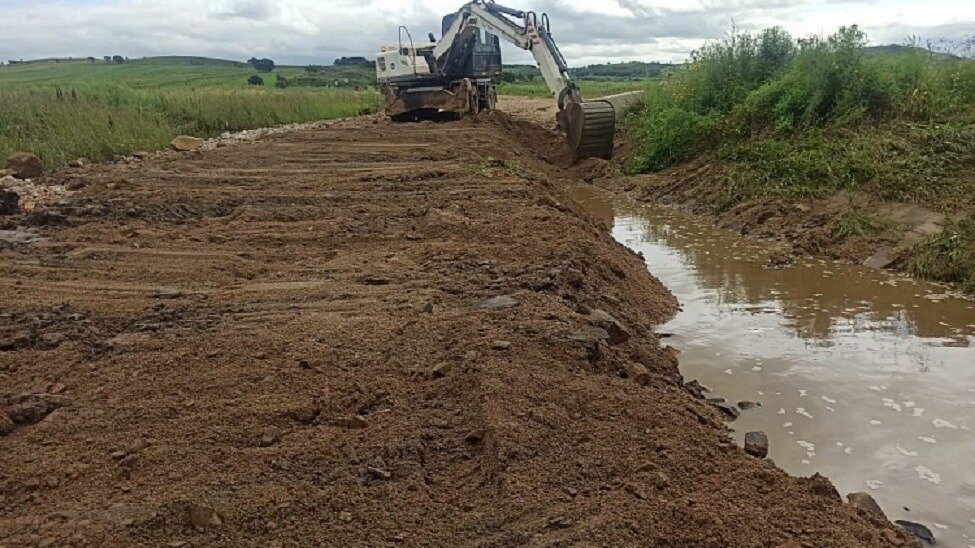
[{"xmin": 0, "ymin": 112, "xmax": 916, "ymax": 547}]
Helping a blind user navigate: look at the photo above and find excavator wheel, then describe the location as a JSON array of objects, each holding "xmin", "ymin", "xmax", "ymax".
[{"xmin": 559, "ymin": 100, "xmax": 616, "ymax": 161}]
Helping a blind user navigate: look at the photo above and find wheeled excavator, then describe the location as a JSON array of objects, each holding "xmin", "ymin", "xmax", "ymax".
[{"xmin": 376, "ymin": 0, "xmax": 617, "ymax": 160}]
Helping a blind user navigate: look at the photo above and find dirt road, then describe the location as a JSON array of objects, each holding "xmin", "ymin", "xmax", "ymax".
[{"xmin": 1, "ymin": 111, "xmax": 914, "ymax": 546}]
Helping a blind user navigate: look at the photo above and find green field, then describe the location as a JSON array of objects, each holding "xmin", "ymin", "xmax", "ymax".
[
  {"xmin": 0, "ymin": 56, "xmax": 366, "ymax": 89},
  {"xmin": 497, "ymin": 80, "xmax": 650, "ymax": 98},
  {"xmin": 0, "ymin": 57, "xmax": 381, "ymax": 170}
]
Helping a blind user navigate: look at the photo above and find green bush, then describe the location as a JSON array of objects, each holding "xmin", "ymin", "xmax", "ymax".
[
  {"xmin": 630, "ymin": 108, "xmax": 718, "ymax": 172},
  {"xmin": 631, "ymin": 25, "xmax": 975, "ymax": 174},
  {"xmin": 908, "ymin": 214, "xmax": 975, "ymax": 293}
]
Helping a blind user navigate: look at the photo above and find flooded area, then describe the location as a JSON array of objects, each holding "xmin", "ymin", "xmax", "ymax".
[{"xmin": 570, "ymin": 186, "xmax": 975, "ymax": 547}]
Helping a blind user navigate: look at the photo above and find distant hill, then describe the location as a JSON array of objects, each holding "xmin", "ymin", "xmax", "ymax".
[
  {"xmin": 864, "ymin": 44, "xmax": 962, "ymax": 61},
  {"xmin": 0, "ymin": 56, "xmax": 371, "ymax": 90}
]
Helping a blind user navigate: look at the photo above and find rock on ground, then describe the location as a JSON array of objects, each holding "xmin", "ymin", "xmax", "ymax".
[
  {"xmin": 5, "ymin": 152, "xmax": 43, "ymax": 180},
  {"xmin": 170, "ymin": 135, "xmax": 205, "ymax": 152},
  {"xmin": 847, "ymin": 492, "xmax": 886, "ymax": 519},
  {"xmin": 0, "ymin": 188, "xmax": 19, "ymax": 215},
  {"xmin": 744, "ymin": 431, "xmax": 769, "ymax": 458},
  {"xmin": 895, "ymin": 520, "xmax": 936, "ymax": 545}
]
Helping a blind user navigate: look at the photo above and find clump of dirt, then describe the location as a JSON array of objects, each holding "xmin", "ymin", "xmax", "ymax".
[{"xmin": 0, "ymin": 111, "xmax": 914, "ymax": 546}]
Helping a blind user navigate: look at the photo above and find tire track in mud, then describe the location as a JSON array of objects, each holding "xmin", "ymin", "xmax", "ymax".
[{"xmin": 0, "ymin": 114, "xmax": 915, "ymax": 546}]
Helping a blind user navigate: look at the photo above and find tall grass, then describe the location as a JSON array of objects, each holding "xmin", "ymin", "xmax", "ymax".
[
  {"xmin": 630, "ymin": 26, "xmax": 975, "ymax": 180},
  {"xmin": 627, "ymin": 25, "xmax": 975, "ymax": 292},
  {"xmin": 0, "ymin": 85, "xmax": 380, "ymax": 169}
]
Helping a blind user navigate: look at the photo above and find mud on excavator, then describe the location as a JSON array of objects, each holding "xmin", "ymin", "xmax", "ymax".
[{"xmin": 376, "ymin": 0, "xmax": 617, "ymax": 161}]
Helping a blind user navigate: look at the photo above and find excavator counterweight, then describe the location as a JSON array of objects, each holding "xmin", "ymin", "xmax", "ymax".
[{"xmin": 376, "ymin": 0, "xmax": 620, "ymax": 161}]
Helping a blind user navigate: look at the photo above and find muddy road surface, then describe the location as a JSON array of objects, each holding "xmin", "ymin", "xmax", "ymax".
[{"xmin": 1, "ymin": 113, "xmax": 915, "ymax": 546}]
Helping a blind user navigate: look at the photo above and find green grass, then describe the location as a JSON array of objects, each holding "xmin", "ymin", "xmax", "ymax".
[
  {"xmin": 908, "ymin": 214, "xmax": 975, "ymax": 293},
  {"xmin": 624, "ymin": 26, "xmax": 975, "ymax": 291},
  {"xmin": 463, "ymin": 157, "xmax": 538, "ymax": 181},
  {"xmin": 833, "ymin": 212, "xmax": 890, "ymax": 239},
  {"xmin": 0, "ymin": 85, "xmax": 380, "ymax": 169},
  {"xmin": 0, "ymin": 57, "xmax": 368, "ymax": 89},
  {"xmin": 497, "ymin": 79, "xmax": 651, "ymax": 98},
  {"xmin": 0, "ymin": 57, "xmax": 381, "ymax": 170}
]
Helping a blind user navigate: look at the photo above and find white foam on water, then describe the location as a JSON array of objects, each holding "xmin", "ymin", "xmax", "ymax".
[
  {"xmin": 796, "ymin": 408, "xmax": 814, "ymax": 419},
  {"xmin": 914, "ymin": 408, "xmax": 925, "ymax": 417},
  {"xmin": 783, "ymin": 422, "xmax": 794, "ymax": 428},
  {"xmin": 844, "ymin": 447, "xmax": 853, "ymax": 454},
  {"xmin": 798, "ymin": 389, "xmax": 808, "ymax": 397},
  {"xmin": 777, "ymin": 408, "xmax": 786, "ymax": 415},
  {"xmin": 934, "ymin": 524, "xmax": 949, "ymax": 530},
  {"xmin": 933, "ymin": 419, "xmax": 959, "ymax": 429},
  {"xmin": 919, "ymin": 436, "xmax": 937, "ymax": 444},
  {"xmin": 864, "ymin": 479, "xmax": 883, "ymax": 490},
  {"xmin": 870, "ymin": 420, "xmax": 883, "ymax": 426},
  {"xmin": 822, "ymin": 396, "xmax": 837, "ymax": 403},
  {"xmin": 751, "ymin": 366, "xmax": 762, "ymax": 372},
  {"xmin": 723, "ymin": 369, "xmax": 733, "ymax": 375},
  {"xmin": 797, "ymin": 440, "xmax": 815, "ymax": 451},
  {"xmin": 883, "ymin": 398, "xmax": 903, "ymax": 412},
  {"xmin": 896, "ymin": 445, "xmax": 919, "ymax": 457},
  {"xmin": 915, "ymin": 466, "xmax": 942, "ymax": 484}
]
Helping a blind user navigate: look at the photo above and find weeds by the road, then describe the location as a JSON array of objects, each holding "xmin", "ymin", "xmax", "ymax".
[
  {"xmin": 0, "ymin": 85, "xmax": 380, "ymax": 169},
  {"xmin": 627, "ymin": 25, "xmax": 975, "ymax": 292},
  {"xmin": 498, "ymin": 80, "xmax": 649, "ymax": 99},
  {"xmin": 628, "ymin": 26, "xmax": 975, "ymax": 205},
  {"xmin": 464, "ymin": 157, "xmax": 539, "ymax": 181},
  {"xmin": 909, "ymin": 214, "xmax": 975, "ymax": 294},
  {"xmin": 833, "ymin": 213, "xmax": 889, "ymax": 239}
]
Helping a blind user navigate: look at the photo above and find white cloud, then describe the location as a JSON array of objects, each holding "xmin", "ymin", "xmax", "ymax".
[{"xmin": 0, "ymin": 0, "xmax": 973, "ymax": 66}]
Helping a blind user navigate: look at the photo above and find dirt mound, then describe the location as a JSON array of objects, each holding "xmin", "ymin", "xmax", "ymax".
[
  {"xmin": 0, "ymin": 113, "xmax": 913, "ymax": 546},
  {"xmin": 5, "ymin": 152, "xmax": 43, "ymax": 180}
]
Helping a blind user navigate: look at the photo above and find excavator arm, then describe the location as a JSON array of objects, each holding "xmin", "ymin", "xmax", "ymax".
[{"xmin": 431, "ymin": 1, "xmax": 616, "ymax": 160}]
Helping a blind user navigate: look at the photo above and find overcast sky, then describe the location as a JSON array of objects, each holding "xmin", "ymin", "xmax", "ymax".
[{"xmin": 1, "ymin": 0, "xmax": 973, "ymax": 67}]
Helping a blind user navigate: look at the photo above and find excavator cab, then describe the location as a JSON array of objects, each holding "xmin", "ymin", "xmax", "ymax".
[{"xmin": 441, "ymin": 14, "xmax": 501, "ymax": 79}]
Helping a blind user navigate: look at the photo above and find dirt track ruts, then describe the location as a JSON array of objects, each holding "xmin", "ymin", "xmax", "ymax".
[{"xmin": 0, "ymin": 111, "xmax": 916, "ymax": 546}]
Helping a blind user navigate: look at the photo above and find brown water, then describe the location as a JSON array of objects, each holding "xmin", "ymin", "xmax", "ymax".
[{"xmin": 569, "ymin": 186, "xmax": 975, "ymax": 547}]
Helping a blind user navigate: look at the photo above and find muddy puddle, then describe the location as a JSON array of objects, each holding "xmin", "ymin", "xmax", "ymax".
[{"xmin": 569, "ymin": 185, "xmax": 975, "ymax": 547}]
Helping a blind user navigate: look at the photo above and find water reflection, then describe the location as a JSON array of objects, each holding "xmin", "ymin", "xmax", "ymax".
[
  {"xmin": 567, "ymin": 185, "xmax": 975, "ymax": 547},
  {"xmin": 614, "ymin": 200, "xmax": 974, "ymax": 346}
]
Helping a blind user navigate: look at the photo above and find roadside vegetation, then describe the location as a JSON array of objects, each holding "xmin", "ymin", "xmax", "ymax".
[
  {"xmin": 498, "ymin": 79, "xmax": 649, "ymax": 98},
  {"xmin": 498, "ymin": 61, "xmax": 670, "ymax": 98},
  {"xmin": 627, "ymin": 26, "xmax": 975, "ymax": 292},
  {"xmin": 0, "ymin": 58, "xmax": 380, "ymax": 169}
]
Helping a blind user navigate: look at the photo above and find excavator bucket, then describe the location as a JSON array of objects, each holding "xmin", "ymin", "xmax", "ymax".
[{"xmin": 558, "ymin": 100, "xmax": 616, "ymax": 161}]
